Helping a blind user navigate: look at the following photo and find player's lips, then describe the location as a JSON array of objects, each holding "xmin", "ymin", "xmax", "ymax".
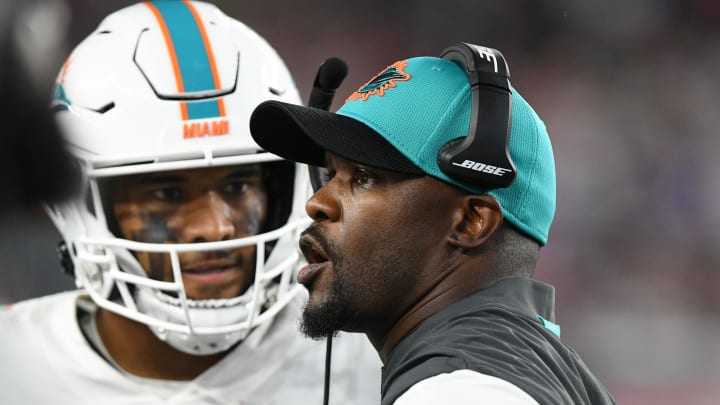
[
  {"xmin": 298, "ymin": 235, "xmax": 330, "ymax": 286},
  {"xmin": 181, "ymin": 259, "xmax": 237, "ymax": 283}
]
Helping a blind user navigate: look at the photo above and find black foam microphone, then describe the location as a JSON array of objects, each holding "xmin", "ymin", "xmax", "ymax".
[
  {"xmin": 307, "ymin": 57, "xmax": 348, "ymax": 192},
  {"xmin": 308, "ymin": 57, "xmax": 348, "ymax": 111}
]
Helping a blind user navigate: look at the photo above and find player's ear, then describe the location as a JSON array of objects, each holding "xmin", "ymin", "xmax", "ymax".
[{"xmin": 447, "ymin": 194, "xmax": 503, "ymax": 250}]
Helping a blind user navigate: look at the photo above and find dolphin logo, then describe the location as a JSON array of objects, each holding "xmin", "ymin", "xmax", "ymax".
[{"xmin": 346, "ymin": 60, "xmax": 411, "ymax": 102}]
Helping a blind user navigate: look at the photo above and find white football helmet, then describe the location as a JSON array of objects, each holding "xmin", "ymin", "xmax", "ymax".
[{"xmin": 47, "ymin": 1, "xmax": 310, "ymax": 355}]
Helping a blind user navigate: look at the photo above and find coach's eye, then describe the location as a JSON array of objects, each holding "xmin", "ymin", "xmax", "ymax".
[
  {"xmin": 356, "ymin": 170, "xmax": 370, "ymax": 185},
  {"xmin": 353, "ymin": 168, "xmax": 375, "ymax": 188}
]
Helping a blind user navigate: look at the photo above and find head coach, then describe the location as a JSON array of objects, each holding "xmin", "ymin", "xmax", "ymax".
[{"xmin": 249, "ymin": 43, "xmax": 617, "ymax": 405}]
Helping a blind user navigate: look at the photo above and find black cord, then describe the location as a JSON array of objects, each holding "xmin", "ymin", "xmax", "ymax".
[
  {"xmin": 308, "ymin": 57, "xmax": 346, "ymax": 405},
  {"xmin": 322, "ymin": 334, "xmax": 333, "ymax": 405}
]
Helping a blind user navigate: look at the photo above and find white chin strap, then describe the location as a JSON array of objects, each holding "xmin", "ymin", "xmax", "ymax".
[{"xmin": 135, "ymin": 286, "xmax": 267, "ymax": 355}]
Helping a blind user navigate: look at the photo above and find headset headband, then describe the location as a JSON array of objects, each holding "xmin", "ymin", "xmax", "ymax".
[{"xmin": 437, "ymin": 42, "xmax": 516, "ymax": 188}]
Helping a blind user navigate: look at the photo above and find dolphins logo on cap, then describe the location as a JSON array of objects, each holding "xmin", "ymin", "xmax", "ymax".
[{"xmin": 346, "ymin": 60, "xmax": 411, "ymax": 102}]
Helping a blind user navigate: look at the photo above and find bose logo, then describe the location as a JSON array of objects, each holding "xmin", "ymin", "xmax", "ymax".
[
  {"xmin": 475, "ymin": 46, "xmax": 498, "ymax": 73},
  {"xmin": 452, "ymin": 159, "xmax": 511, "ymax": 176}
]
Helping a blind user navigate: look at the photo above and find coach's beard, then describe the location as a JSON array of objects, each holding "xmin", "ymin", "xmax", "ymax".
[{"xmin": 300, "ymin": 278, "xmax": 349, "ymax": 339}]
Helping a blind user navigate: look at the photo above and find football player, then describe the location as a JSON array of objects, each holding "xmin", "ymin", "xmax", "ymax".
[{"xmin": 0, "ymin": 2, "xmax": 380, "ymax": 403}]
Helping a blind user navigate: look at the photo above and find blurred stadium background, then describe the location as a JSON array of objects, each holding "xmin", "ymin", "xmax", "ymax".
[{"xmin": 2, "ymin": 0, "xmax": 719, "ymax": 403}]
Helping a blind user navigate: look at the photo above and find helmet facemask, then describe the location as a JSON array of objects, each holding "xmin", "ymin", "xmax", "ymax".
[{"xmin": 49, "ymin": 159, "xmax": 309, "ymax": 355}]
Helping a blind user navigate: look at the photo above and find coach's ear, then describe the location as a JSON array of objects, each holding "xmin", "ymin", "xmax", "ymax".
[{"xmin": 447, "ymin": 194, "xmax": 503, "ymax": 250}]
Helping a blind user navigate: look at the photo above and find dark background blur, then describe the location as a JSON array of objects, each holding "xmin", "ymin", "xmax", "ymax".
[{"xmin": 2, "ymin": 1, "xmax": 720, "ymax": 403}]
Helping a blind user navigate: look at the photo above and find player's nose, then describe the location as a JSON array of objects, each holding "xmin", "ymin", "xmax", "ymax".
[{"xmin": 178, "ymin": 191, "xmax": 235, "ymax": 243}]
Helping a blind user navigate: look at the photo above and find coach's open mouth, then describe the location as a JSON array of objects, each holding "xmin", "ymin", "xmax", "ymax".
[
  {"xmin": 299, "ymin": 235, "xmax": 328, "ymax": 265},
  {"xmin": 298, "ymin": 235, "xmax": 330, "ymax": 286}
]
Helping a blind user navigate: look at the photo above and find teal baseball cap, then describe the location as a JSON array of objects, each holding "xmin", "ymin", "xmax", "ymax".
[{"xmin": 250, "ymin": 56, "xmax": 556, "ymax": 245}]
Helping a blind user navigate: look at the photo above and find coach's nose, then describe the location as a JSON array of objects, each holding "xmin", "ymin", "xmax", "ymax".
[{"xmin": 306, "ymin": 180, "xmax": 340, "ymax": 223}]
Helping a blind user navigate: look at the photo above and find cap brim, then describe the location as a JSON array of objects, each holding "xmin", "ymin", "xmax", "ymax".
[{"xmin": 249, "ymin": 100, "xmax": 422, "ymax": 174}]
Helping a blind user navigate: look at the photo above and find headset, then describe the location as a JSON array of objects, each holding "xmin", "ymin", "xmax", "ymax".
[{"xmin": 437, "ymin": 42, "xmax": 516, "ymax": 188}]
